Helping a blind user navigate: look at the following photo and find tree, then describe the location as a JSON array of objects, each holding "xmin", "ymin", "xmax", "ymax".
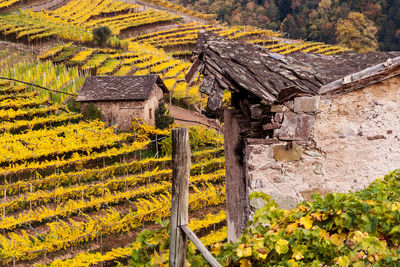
[
  {"xmin": 278, "ymin": 0, "xmax": 292, "ymax": 20},
  {"xmin": 306, "ymin": 0, "xmax": 336, "ymax": 43},
  {"xmin": 265, "ymin": 1, "xmax": 280, "ymax": 29},
  {"xmin": 280, "ymin": 15, "xmax": 301, "ymax": 39},
  {"xmin": 92, "ymin": 26, "xmax": 112, "ymax": 46},
  {"xmin": 155, "ymin": 101, "xmax": 174, "ymax": 130},
  {"xmin": 336, "ymin": 12, "xmax": 378, "ymax": 52}
]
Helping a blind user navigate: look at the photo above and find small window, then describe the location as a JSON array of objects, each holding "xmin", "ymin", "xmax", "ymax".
[{"xmin": 149, "ymin": 108, "xmax": 153, "ymax": 119}]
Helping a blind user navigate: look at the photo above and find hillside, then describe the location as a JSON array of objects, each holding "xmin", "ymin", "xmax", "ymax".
[
  {"xmin": 173, "ymin": 0, "xmax": 400, "ymax": 51},
  {"xmin": 0, "ymin": 0, "xmax": 366, "ymax": 265}
]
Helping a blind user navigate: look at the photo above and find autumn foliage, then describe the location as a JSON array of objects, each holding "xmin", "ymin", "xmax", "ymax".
[
  {"xmin": 336, "ymin": 12, "xmax": 378, "ymax": 52},
  {"xmin": 177, "ymin": 0, "xmax": 400, "ymax": 51},
  {"xmin": 209, "ymin": 170, "xmax": 400, "ymax": 266}
]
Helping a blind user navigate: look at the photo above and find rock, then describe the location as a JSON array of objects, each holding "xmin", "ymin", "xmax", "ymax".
[
  {"xmin": 259, "ymin": 162, "xmax": 282, "ymax": 170},
  {"xmin": 250, "ymin": 197, "xmax": 265, "ymax": 210},
  {"xmin": 250, "ymin": 179, "xmax": 265, "ymax": 189},
  {"xmin": 270, "ymin": 104, "xmax": 285, "ymax": 113},
  {"xmin": 279, "ymin": 111, "xmax": 315, "ymax": 141},
  {"xmin": 293, "ymin": 140, "xmax": 312, "ymax": 146},
  {"xmin": 300, "ymin": 188, "xmax": 331, "ymax": 201},
  {"xmin": 269, "ymin": 193, "xmax": 297, "ymax": 210},
  {"xmin": 262, "ymin": 123, "xmax": 280, "ymax": 130},
  {"xmin": 250, "ymin": 105, "xmax": 263, "ymax": 119},
  {"xmin": 283, "ymin": 101, "xmax": 294, "ymax": 111},
  {"xmin": 367, "ymin": 135, "xmax": 386, "ymax": 140},
  {"xmin": 337, "ymin": 121, "xmax": 359, "ymax": 138},
  {"xmin": 273, "ymin": 129, "xmax": 280, "ymax": 138},
  {"xmin": 273, "ymin": 143, "xmax": 303, "ymax": 161},
  {"xmin": 294, "ymin": 96, "xmax": 319, "ymax": 113},
  {"xmin": 304, "ymin": 150, "xmax": 323, "ymax": 157},
  {"xmin": 274, "ymin": 113, "xmax": 284, "ymax": 123},
  {"xmin": 199, "ymin": 76, "xmax": 215, "ymax": 95},
  {"xmin": 313, "ymin": 162, "xmax": 324, "ymax": 175},
  {"xmin": 273, "ymin": 175, "xmax": 293, "ymax": 183}
]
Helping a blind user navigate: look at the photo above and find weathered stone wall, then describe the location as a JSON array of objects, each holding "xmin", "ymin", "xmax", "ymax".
[
  {"xmin": 81, "ymin": 101, "xmax": 145, "ymax": 131},
  {"xmin": 245, "ymin": 76, "xmax": 400, "ymax": 214},
  {"xmin": 80, "ymin": 86, "xmax": 164, "ymax": 131},
  {"xmin": 144, "ymin": 85, "xmax": 164, "ymax": 126}
]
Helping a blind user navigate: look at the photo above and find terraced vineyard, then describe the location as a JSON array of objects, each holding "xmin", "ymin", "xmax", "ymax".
[
  {"xmin": 1, "ymin": 60, "xmax": 87, "ymax": 104},
  {"xmin": 0, "ymin": 79, "xmax": 226, "ymax": 266},
  {"xmin": 0, "ymin": 0, "xmax": 180, "ymax": 44},
  {"xmin": 0, "ymin": 0, "xmax": 356, "ymax": 265},
  {"xmin": 38, "ymin": 42, "xmax": 202, "ymax": 104},
  {"xmin": 0, "ymin": 0, "xmax": 351, "ymax": 110},
  {"xmin": 130, "ymin": 23, "xmax": 350, "ymax": 58}
]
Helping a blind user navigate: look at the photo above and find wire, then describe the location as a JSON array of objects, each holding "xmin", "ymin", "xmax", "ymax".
[{"xmin": 0, "ymin": 76, "xmax": 76, "ymax": 96}]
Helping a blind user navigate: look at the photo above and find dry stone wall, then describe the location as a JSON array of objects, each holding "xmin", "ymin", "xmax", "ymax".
[
  {"xmin": 80, "ymin": 86, "xmax": 164, "ymax": 131},
  {"xmin": 81, "ymin": 100, "xmax": 145, "ymax": 131}
]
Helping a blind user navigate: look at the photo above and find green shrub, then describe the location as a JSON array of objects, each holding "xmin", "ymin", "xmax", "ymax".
[
  {"xmin": 67, "ymin": 98, "xmax": 80, "ymax": 112},
  {"xmin": 214, "ymin": 170, "xmax": 400, "ymax": 266},
  {"xmin": 155, "ymin": 101, "xmax": 174, "ymax": 130},
  {"xmin": 81, "ymin": 103, "xmax": 102, "ymax": 120},
  {"xmin": 128, "ymin": 170, "xmax": 400, "ymax": 266},
  {"xmin": 92, "ymin": 26, "xmax": 112, "ymax": 47}
]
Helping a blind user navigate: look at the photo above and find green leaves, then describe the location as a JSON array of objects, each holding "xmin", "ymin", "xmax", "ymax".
[
  {"xmin": 236, "ymin": 244, "xmax": 252, "ymax": 258},
  {"xmin": 212, "ymin": 170, "xmax": 400, "ymax": 266},
  {"xmin": 360, "ymin": 214, "xmax": 378, "ymax": 233},
  {"xmin": 275, "ymin": 239, "xmax": 289, "ymax": 254},
  {"xmin": 342, "ymin": 212, "xmax": 356, "ymax": 229},
  {"xmin": 337, "ymin": 256, "xmax": 350, "ymax": 267}
]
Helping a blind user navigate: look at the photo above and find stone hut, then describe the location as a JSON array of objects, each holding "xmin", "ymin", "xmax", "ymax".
[
  {"xmin": 186, "ymin": 31, "xmax": 400, "ymax": 241},
  {"xmin": 76, "ymin": 75, "xmax": 169, "ymax": 131}
]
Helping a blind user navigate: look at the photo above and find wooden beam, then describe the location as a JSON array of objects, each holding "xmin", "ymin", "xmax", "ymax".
[
  {"xmin": 181, "ymin": 225, "xmax": 222, "ymax": 267},
  {"xmin": 169, "ymin": 128, "xmax": 191, "ymax": 267}
]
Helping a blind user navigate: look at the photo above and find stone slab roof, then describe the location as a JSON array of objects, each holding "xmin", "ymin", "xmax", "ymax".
[
  {"xmin": 186, "ymin": 31, "xmax": 400, "ymax": 110},
  {"xmin": 76, "ymin": 75, "xmax": 168, "ymax": 102}
]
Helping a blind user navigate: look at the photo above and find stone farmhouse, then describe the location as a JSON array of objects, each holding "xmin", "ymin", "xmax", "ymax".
[
  {"xmin": 76, "ymin": 75, "xmax": 169, "ymax": 131},
  {"xmin": 186, "ymin": 31, "xmax": 400, "ymax": 241}
]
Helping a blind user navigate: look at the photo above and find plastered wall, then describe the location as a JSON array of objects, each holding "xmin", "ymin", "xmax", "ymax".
[{"xmin": 245, "ymin": 76, "xmax": 400, "ymax": 212}]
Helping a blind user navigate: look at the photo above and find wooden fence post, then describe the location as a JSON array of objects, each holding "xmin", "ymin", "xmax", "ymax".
[{"xmin": 169, "ymin": 128, "xmax": 191, "ymax": 267}]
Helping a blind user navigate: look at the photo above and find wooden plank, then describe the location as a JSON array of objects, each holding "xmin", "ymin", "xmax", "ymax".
[
  {"xmin": 169, "ymin": 128, "xmax": 191, "ymax": 267},
  {"xmin": 185, "ymin": 55, "xmax": 200, "ymax": 84},
  {"xmin": 180, "ymin": 225, "xmax": 222, "ymax": 267}
]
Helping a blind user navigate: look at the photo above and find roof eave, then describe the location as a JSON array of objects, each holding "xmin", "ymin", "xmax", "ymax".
[
  {"xmin": 319, "ymin": 56, "xmax": 400, "ymax": 95},
  {"xmin": 155, "ymin": 76, "xmax": 170, "ymax": 94},
  {"xmin": 75, "ymin": 98, "xmax": 149, "ymax": 102}
]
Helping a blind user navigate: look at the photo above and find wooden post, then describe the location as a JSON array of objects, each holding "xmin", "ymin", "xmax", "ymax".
[
  {"xmin": 3, "ymin": 188, "xmax": 6, "ymax": 221},
  {"xmin": 30, "ymin": 182, "xmax": 32, "ymax": 210},
  {"xmin": 169, "ymin": 128, "xmax": 191, "ymax": 267},
  {"xmin": 155, "ymin": 134, "xmax": 158, "ymax": 158}
]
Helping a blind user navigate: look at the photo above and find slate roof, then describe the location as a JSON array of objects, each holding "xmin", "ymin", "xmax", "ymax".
[
  {"xmin": 76, "ymin": 75, "xmax": 168, "ymax": 102},
  {"xmin": 186, "ymin": 31, "xmax": 400, "ymax": 110}
]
